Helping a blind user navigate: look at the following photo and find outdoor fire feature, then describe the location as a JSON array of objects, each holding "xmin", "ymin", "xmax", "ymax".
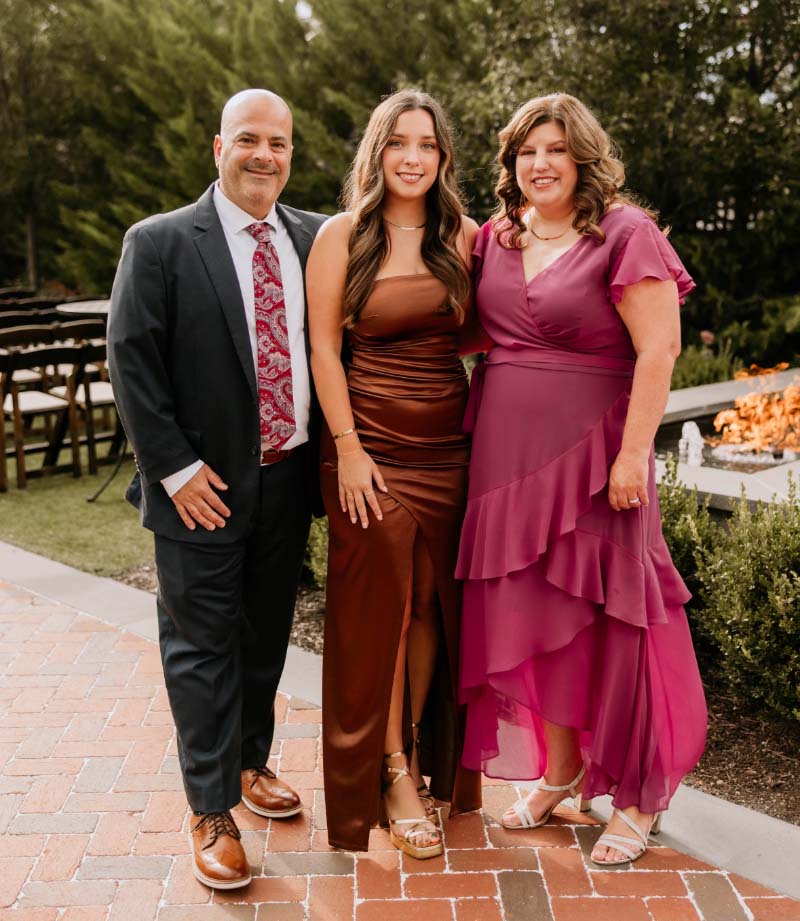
[{"xmin": 656, "ymin": 367, "xmax": 800, "ymax": 510}]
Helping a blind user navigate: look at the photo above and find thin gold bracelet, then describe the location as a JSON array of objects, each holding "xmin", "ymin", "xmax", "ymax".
[{"xmin": 333, "ymin": 427, "xmax": 355, "ymax": 440}]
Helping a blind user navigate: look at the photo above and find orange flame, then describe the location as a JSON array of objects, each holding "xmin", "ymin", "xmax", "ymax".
[
  {"xmin": 712, "ymin": 378, "xmax": 800, "ymax": 452},
  {"xmin": 733, "ymin": 362, "xmax": 789, "ymax": 380}
]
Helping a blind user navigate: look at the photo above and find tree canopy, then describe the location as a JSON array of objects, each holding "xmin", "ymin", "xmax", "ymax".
[{"xmin": 1, "ymin": 0, "xmax": 798, "ymax": 360}]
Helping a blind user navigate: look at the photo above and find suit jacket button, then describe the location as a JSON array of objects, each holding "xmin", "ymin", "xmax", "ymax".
[{"xmin": 251, "ymin": 446, "xmax": 258, "ymax": 456}]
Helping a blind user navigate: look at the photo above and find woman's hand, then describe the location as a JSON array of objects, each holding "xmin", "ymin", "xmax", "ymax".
[
  {"xmin": 338, "ymin": 448, "xmax": 388, "ymax": 528},
  {"xmin": 608, "ymin": 450, "xmax": 650, "ymax": 512}
]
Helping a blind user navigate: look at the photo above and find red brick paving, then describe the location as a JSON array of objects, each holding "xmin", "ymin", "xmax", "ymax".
[{"xmin": 1, "ymin": 580, "xmax": 798, "ymax": 920}]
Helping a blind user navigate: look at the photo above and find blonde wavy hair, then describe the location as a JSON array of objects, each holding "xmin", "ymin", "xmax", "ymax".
[
  {"xmin": 493, "ymin": 93, "xmax": 656, "ymax": 248},
  {"xmin": 341, "ymin": 90, "xmax": 469, "ymax": 327}
]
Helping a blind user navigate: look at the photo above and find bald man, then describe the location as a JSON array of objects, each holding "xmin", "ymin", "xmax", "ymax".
[{"xmin": 108, "ymin": 90, "xmax": 326, "ymax": 889}]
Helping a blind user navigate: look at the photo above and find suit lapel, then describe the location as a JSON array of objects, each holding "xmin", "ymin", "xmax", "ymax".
[
  {"xmin": 193, "ymin": 187, "xmax": 257, "ymax": 400},
  {"xmin": 277, "ymin": 203, "xmax": 315, "ymax": 371},
  {"xmin": 277, "ymin": 203, "xmax": 314, "ymax": 269}
]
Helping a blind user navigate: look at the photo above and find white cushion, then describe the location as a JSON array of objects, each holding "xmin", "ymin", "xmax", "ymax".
[
  {"xmin": 49, "ymin": 381, "xmax": 115, "ymax": 407},
  {"xmin": 4, "ymin": 390, "xmax": 69, "ymax": 415},
  {"xmin": 12, "ymin": 369, "xmax": 43, "ymax": 384}
]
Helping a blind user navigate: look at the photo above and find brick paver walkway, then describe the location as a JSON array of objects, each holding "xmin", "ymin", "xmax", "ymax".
[{"xmin": 1, "ymin": 580, "xmax": 798, "ymax": 921}]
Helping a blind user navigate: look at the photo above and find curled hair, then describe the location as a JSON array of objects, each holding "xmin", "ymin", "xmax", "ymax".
[
  {"xmin": 340, "ymin": 89, "xmax": 469, "ymax": 326},
  {"xmin": 493, "ymin": 93, "xmax": 657, "ymax": 248}
]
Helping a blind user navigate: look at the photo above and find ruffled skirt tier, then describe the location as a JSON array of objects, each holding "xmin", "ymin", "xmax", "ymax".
[{"xmin": 456, "ymin": 356, "xmax": 707, "ymax": 814}]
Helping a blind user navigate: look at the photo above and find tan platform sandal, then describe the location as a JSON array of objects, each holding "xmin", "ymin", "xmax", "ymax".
[
  {"xmin": 411, "ymin": 722, "xmax": 436, "ymax": 818},
  {"xmin": 382, "ymin": 751, "xmax": 443, "ymax": 860},
  {"xmin": 591, "ymin": 808, "xmax": 662, "ymax": 866},
  {"xmin": 501, "ymin": 764, "xmax": 592, "ymax": 829}
]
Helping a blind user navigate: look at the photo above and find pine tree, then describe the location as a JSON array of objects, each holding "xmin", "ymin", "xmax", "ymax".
[
  {"xmin": 0, "ymin": 0, "xmax": 87, "ymax": 287},
  {"xmin": 56, "ymin": 0, "xmax": 343, "ymax": 289}
]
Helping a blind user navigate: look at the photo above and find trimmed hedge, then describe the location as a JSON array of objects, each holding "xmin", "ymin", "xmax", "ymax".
[
  {"xmin": 658, "ymin": 454, "xmax": 800, "ymax": 722},
  {"xmin": 670, "ymin": 339, "xmax": 743, "ymax": 390}
]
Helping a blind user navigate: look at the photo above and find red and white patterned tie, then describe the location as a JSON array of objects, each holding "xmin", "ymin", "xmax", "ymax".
[{"xmin": 246, "ymin": 222, "xmax": 296, "ymax": 450}]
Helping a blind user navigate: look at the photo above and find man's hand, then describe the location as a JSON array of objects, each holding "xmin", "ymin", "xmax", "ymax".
[{"xmin": 171, "ymin": 464, "xmax": 231, "ymax": 531}]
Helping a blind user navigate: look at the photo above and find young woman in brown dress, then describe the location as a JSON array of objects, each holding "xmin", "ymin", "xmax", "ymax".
[{"xmin": 307, "ymin": 90, "xmax": 484, "ymax": 856}]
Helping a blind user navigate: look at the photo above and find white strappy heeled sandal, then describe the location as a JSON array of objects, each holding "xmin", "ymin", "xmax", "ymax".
[
  {"xmin": 501, "ymin": 764, "xmax": 592, "ymax": 829},
  {"xmin": 591, "ymin": 808, "xmax": 662, "ymax": 865}
]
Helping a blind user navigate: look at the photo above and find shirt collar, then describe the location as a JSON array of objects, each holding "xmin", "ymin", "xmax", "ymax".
[{"xmin": 213, "ymin": 181, "xmax": 279, "ymax": 235}]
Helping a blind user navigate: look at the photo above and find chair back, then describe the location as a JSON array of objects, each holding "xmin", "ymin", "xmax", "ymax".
[
  {"xmin": 80, "ymin": 340, "xmax": 108, "ymax": 363},
  {"xmin": 6, "ymin": 296, "xmax": 61, "ymax": 311},
  {"xmin": 0, "ymin": 286, "xmax": 35, "ymax": 301},
  {"xmin": 10, "ymin": 344, "xmax": 84, "ymax": 374},
  {"xmin": 0, "ymin": 324, "xmax": 59, "ymax": 349},
  {"xmin": 33, "ymin": 309, "xmax": 61, "ymax": 324},
  {"xmin": 0, "ymin": 309, "xmax": 61, "ymax": 329},
  {"xmin": 57, "ymin": 319, "xmax": 106, "ymax": 342},
  {"xmin": 0, "ymin": 343, "xmax": 84, "ymax": 400},
  {"xmin": 0, "ymin": 312, "xmax": 37, "ymax": 330}
]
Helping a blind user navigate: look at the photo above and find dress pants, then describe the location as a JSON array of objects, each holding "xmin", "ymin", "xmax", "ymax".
[{"xmin": 154, "ymin": 449, "xmax": 311, "ymax": 813}]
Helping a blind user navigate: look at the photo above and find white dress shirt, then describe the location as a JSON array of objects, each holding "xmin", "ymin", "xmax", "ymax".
[{"xmin": 162, "ymin": 182, "xmax": 310, "ymax": 497}]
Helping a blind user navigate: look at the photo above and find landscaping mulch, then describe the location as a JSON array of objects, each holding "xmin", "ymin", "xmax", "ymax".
[
  {"xmin": 684, "ymin": 675, "xmax": 800, "ymax": 826},
  {"xmin": 117, "ymin": 562, "xmax": 798, "ymax": 826}
]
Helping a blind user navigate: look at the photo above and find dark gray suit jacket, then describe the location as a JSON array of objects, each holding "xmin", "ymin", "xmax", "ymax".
[{"xmin": 107, "ymin": 184, "xmax": 326, "ymax": 543}]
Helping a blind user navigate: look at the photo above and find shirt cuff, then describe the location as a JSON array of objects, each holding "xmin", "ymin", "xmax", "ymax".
[{"xmin": 161, "ymin": 460, "xmax": 204, "ymax": 497}]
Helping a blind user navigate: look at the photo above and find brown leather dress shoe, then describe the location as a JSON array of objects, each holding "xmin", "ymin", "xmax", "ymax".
[
  {"xmin": 189, "ymin": 811, "xmax": 251, "ymax": 889},
  {"xmin": 241, "ymin": 766, "xmax": 302, "ymax": 818}
]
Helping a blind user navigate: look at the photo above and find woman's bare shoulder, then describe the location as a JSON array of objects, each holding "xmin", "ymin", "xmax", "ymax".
[
  {"xmin": 314, "ymin": 211, "xmax": 354, "ymax": 242},
  {"xmin": 459, "ymin": 214, "xmax": 480, "ymax": 254}
]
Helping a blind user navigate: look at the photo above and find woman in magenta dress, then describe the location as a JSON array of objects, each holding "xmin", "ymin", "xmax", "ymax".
[{"xmin": 456, "ymin": 93, "xmax": 707, "ymax": 865}]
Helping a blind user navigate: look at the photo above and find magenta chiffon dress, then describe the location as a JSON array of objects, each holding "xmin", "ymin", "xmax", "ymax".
[{"xmin": 456, "ymin": 205, "xmax": 707, "ymax": 814}]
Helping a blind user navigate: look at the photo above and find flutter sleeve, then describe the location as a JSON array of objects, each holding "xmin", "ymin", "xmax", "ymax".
[{"xmin": 608, "ymin": 217, "xmax": 695, "ymax": 305}]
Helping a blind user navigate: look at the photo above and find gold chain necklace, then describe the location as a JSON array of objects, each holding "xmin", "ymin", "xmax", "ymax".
[
  {"xmin": 524, "ymin": 210, "xmax": 575, "ymax": 241},
  {"xmin": 384, "ymin": 216, "xmax": 426, "ymax": 231}
]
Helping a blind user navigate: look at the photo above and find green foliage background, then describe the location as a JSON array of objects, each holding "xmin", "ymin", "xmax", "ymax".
[
  {"xmin": 658, "ymin": 456, "xmax": 800, "ymax": 722},
  {"xmin": 2, "ymin": 0, "xmax": 799, "ymax": 362}
]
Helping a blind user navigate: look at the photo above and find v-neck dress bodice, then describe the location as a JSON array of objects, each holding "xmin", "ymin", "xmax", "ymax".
[
  {"xmin": 455, "ymin": 205, "xmax": 707, "ymax": 813},
  {"xmin": 473, "ymin": 205, "xmax": 688, "ymax": 359}
]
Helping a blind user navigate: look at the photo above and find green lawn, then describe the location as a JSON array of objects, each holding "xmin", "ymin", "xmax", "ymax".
[{"xmin": 0, "ymin": 458, "xmax": 153, "ymax": 577}]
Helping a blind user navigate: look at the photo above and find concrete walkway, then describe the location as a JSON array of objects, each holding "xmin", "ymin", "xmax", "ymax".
[{"xmin": 1, "ymin": 541, "xmax": 799, "ymax": 920}]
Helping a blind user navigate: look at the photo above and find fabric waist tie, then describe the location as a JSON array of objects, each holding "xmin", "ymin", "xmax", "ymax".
[
  {"xmin": 463, "ymin": 346, "xmax": 634, "ymax": 435},
  {"xmin": 486, "ymin": 345, "xmax": 635, "ymax": 376}
]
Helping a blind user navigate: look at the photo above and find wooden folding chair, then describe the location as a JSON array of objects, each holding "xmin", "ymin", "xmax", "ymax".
[
  {"xmin": 1, "ymin": 344, "xmax": 83, "ymax": 490},
  {"xmin": 50, "ymin": 341, "xmax": 115, "ymax": 475},
  {"xmin": 0, "ymin": 313, "xmax": 37, "ymax": 330},
  {"xmin": 0, "ymin": 325, "xmax": 60, "ymax": 390},
  {"xmin": 56, "ymin": 319, "xmax": 106, "ymax": 343},
  {"xmin": 55, "ymin": 320, "xmax": 108, "ymax": 392}
]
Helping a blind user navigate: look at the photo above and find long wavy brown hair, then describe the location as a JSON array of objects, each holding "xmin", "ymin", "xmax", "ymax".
[
  {"xmin": 493, "ymin": 93, "xmax": 657, "ymax": 248},
  {"xmin": 341, "ymin": 90, "xmax": 469, "ymax": 327}
]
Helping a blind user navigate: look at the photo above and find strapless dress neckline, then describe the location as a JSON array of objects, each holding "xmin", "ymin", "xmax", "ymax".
[{"xmin": 374, "ymin": 272, "xmax": 435, "ymax": 283}]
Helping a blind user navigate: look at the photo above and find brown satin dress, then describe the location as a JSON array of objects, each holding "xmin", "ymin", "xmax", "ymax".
[{"xmin": 321, "ymin": 273, "xmax": 482, "ymax": 851}]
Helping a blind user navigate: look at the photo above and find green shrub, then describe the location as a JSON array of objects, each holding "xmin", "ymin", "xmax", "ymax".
[
  {"xmin": 305, "ymin": 516, "xmax": 329, "ymax": 588},
  {"xmin": 720, "ymin": 294, "xmax": 800, "ymax": 367},
  {"xmin": 657, "ymin": 453, "xmax": 716, "ymax": 610},
  {"xmin": 694, "ymin": 479, "xmax": 800, "ymax": 721},
  {"xmin": 671, "ymin": 339, "xmax": 743, "ymax": 390}
]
